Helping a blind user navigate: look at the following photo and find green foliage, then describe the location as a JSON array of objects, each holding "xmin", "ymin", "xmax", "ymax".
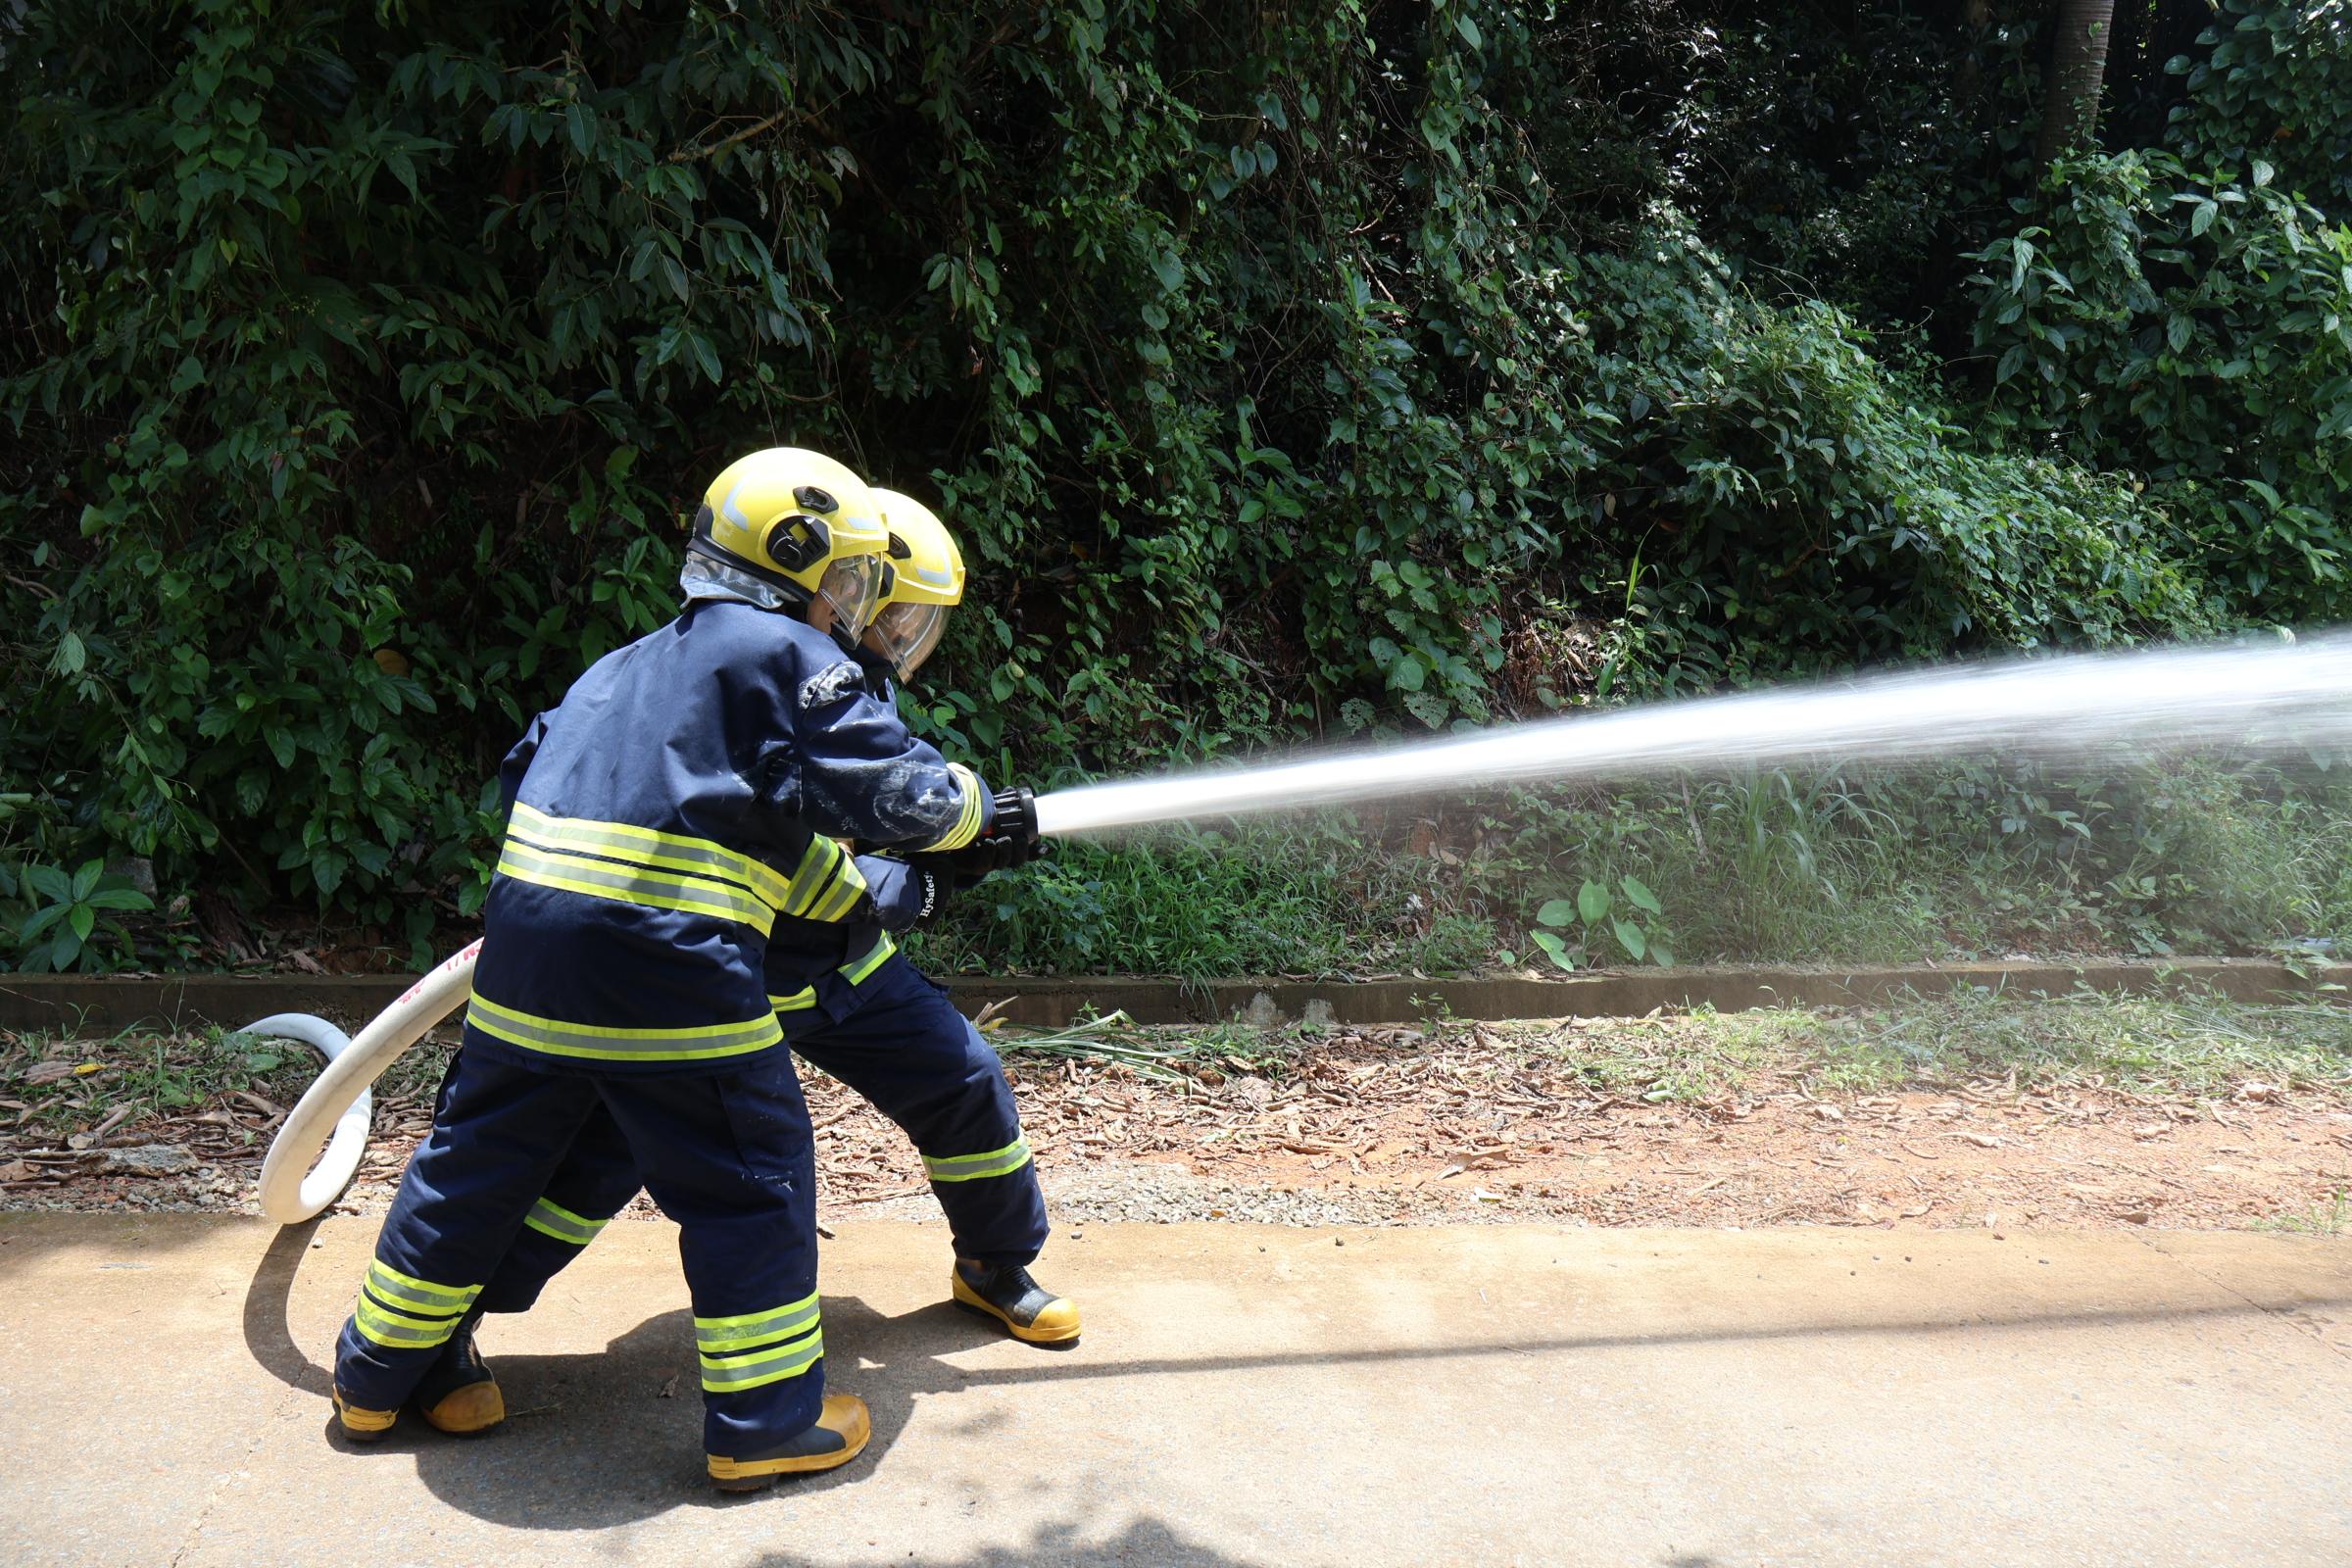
[
  {"xmin": 903, "ymin": 759, "xmax": 2352, "ymax": 981},
  {"xmin": 1970, "ymin": 147, "xmax": 2352, "ymax": 612},
  {"xmin": 909, "ymin": 818, "xmax": 1491, "ymax": 981},
  {"xmin": 1573, "ymin": 220, "xmax": 2212, "ymax": 688},
  {"xmin": 3, "ymin": 0, "xmax": 796, "ymax": 922},
  {"xmin": 0, "ymin": 0, "xmax": 2333, "ymax": 946},
  {"xmin": 2167, "ymin": 0, "xmax": 2352, "ymax": 218},
  {"xmin": 1670, "ymin": 6, "xmax": 2034, "ymax": 327},
  {"xmin": 1527, "ymin": 873, "xmax": 1670, "ymax": 969},
  {"xmin": 1467, "ymin": 759, "xmax": 2352, "ymax": 971},
  {"xmin": 11, "ymin": 859, "xmax": 153, "ymax": 972}
]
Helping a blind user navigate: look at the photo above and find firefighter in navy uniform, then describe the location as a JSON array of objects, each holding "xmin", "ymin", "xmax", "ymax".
[
  {"xmin": 427, "ymin": 491, "xmax": 1072, "ymax": 1433},
  {"xmin": 813, "ymin": 491, "xmax": 1071, "ymax": 1347},
  {"xmin": 329, "ymin": 450, "xmax": 1037, "ymax": 1492}
]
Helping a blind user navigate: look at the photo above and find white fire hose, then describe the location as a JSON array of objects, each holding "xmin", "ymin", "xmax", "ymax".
[{"xmin": 252, "ymin": 940, "xmax": 480, "ymax": 1222}]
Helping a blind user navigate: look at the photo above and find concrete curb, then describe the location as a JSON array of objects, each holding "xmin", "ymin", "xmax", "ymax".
[{"xmin": 0, "ymin": 956, "xmax": 2338, "ymax": 1035}]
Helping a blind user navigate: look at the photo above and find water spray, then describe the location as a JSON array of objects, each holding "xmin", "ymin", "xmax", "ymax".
[
  {"xmin": 1034, "ymin": 632, "xmax": 2352, "ymax": 838},
  {"xmin": 251, "ymin": 633, "xmax": 2352, "ymax": 1220}
]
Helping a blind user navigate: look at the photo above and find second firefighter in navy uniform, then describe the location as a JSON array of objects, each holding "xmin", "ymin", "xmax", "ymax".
[
  {"xmin": 751, "ymin": 488, "xmax": 1075, "ymax": 1349},
  {"xmin": 329, "ymin": 450, "xmax": 1049, "ymax": 1491}
]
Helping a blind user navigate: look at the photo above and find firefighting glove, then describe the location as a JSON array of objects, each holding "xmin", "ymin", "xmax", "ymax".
[
  {"xmin": 903, "ymin": 788, "xmax": 1048, "ymax": 881},
  {"xmin": 905, "ymin": 850, "xmax": 993, "ymax": 899},
  {"xmin": 906, "ymin": 863, "xmax": 951, "ymax": 929}
]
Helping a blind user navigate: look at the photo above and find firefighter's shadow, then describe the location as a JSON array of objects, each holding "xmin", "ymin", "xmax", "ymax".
[{"xmin": 376, "ymin": 1295, "xmax": 1032, "ymax": 1531}]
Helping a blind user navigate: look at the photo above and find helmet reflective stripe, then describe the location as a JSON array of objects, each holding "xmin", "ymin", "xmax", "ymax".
[{"xmin": 719, "ymin": 478, "xmax": 754, "ymax": 531}]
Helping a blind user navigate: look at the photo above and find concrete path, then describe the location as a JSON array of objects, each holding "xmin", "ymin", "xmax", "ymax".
[{"xmin": 3, "ymin": 1215, "xmax": 2348, "ymax": 1567}]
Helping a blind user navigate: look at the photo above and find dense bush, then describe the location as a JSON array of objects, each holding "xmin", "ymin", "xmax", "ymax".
[
  {"xmin": 1970, "ymin": 148, "xmax": 2352, "ymax": 612},
  {"xmin": 0, "ymin": 1, "xmax": 2341, "ymax": 958},
  {"xmin": 1571, "ymin": 217, "xmax": 2211, "ymax": 687},
  {"xmin": 2166, "ymin": 0, "xmax": 2352, "ymax": 218}
]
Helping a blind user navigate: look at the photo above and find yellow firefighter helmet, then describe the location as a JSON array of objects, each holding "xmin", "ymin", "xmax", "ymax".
[{"xmin": 687, "ymin": 448, "xmax": 891, "ymax": 639}]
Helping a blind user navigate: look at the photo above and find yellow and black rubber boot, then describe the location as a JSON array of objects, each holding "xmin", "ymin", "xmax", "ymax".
[
  {"xmin": 332, "ymin": 1386, "xmax": 400, "ymax": 1442},
  {"xmin": 409, "ymin": 1318, "xmax": 505, "ymax": 1436},
  {"xmin": 708, "ymin": 1394, "xmax": 872, "ymax": 1491},
  {"xmin": 951, "ymin": 1259, "xmax": 1080, "ymax": 1347}
]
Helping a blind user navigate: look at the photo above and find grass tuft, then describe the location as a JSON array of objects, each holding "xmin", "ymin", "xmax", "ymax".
[
  {"xmin": 2255, "ymin": 1190, "xmax": 2352, "ymax": 1237},
  {"xmin": 0, "ymin": 1023, "xmax": 453, "ymax": 1142}
]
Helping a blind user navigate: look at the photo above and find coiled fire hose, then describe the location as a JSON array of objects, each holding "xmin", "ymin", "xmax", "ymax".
[{"xmin": 252, "ymin": 940, "xmax": 481, "ymax": 1222}]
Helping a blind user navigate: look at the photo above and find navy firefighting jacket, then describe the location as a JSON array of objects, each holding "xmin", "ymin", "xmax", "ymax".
[{"xmin": 464, "ymin": 600, "xmax": 991, "ymax": 1074}]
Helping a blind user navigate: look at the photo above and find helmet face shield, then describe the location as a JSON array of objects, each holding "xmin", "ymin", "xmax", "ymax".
[
  {"xmin": 813, "ymin": 552, "xmax": 886, "ymax": 637},
  {"xmin": 864, "ymin": 600, "xmax": 950, "ymax": 681}
]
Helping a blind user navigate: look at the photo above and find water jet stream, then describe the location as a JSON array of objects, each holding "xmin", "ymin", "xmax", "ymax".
[{"xmin": 1033, "ymin": 634, "xmax": 2352, "ymax": 839}]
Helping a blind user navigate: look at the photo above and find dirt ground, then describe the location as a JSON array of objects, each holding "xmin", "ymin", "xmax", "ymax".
[{"xmin": 6, "ymin": 1019, "xmax": 2349, "ymax": 1233}]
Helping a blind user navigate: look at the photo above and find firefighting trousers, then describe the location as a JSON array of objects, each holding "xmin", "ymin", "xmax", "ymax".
[
  {"xmin": 474, "ymin": 955, "xmax": 1048, "ymax": 1319},
  {"xmin": 331, "ymin": 1047, "xmax": 824, "ymax": 1455}
]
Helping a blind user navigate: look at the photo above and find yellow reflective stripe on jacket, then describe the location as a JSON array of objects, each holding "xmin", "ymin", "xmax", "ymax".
[
  {"xmin": 523, "ymin": 1198, "xmax": 610, "ymax": 1247},
  {"xmin": 353, "ymin": 1295, "xmax": 466, "ymax": 1349},
  {"xmin": 700, "ymin": 1328, "xmax": 824, "ymax": 1392},
  {"xmin": 695, "ymin": 1292, "xmax": 819, "ymax": 1354},
  {"xmin": 509, "ymin": 804, "xmax": 792, "ymax": 909},
  {"xmin": 779, "ymin": 836, "xmax": 838, "ymax": 911},
  {"xmin": 365, "ymin": 1260, "xmax": 481, "ymax": 1315},
  {"xmin": 774, "ymin": 836, "xmax": 868, "ymax": 923},
  {"xmin": 805, "ymin": 850, "xmax": 868, "ymax": 923},
  {"xmin": 839, "ymin": 933, "xmax": 895, "ymax": 985},
  {"xmin": 913, "ymin": 763, "xmax": 987, "ymax": 853},
  {"xmin": 923, "ymin": 1136, "xmax": 1033, "ymax": 1184},
  {"xmin": 767, "ymin": 986, "xmax": 818, "ymax": 1013},
  {"xmin": 466, "ymin": 995, "xmax": 783, "ymax": 1063},
  {"xmin": 497, "ymin": 839, "xmax": 776, "ymax": 934}
]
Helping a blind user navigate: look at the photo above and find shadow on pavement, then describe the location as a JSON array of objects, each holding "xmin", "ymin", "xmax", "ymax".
[
  {"xmin": 362, "ymin": 1295, "xmax": 1056, "ymax": 1530},
  {"xmin": 732, "ymin": 1516, "xmax": 1268, "ymax": 1567},
  {"xmin": 241, "ymin": 1216, "xmax": 329, "ymax": 1393},
  {"xmin": 897, "ymin": 1284, "xmax": 2348, "ymax": 1385}
]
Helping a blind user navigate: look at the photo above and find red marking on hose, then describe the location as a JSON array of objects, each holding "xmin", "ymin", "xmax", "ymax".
[{"xmin": 394, "ymin": 940, "xmax": 482, "ymax": 1005}]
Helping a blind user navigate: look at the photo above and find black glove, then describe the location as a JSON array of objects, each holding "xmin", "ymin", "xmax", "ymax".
[
  {"xmin": 903, "ymin": 852, "xmax": 970, "ymax": 890},
  {"xmin": 906, "ymin": 863, "xmax": 950, "ymax": 929}
]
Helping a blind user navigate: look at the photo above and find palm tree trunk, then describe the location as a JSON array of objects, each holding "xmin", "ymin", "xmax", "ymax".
[{"xmin": 2036, "ymin": 0, "xmax": 2116, "ymax": 170}]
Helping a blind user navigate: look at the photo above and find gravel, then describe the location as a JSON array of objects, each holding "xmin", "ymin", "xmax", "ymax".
[{"xmin": 829, "ymin": 1159, "xmax": 1517, "ymax": 1229}]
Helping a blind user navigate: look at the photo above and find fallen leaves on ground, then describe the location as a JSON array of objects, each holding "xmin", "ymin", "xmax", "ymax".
[{"xmin": 3, "ymin": 1020, "xmax": 2348, "ymax": 1233}]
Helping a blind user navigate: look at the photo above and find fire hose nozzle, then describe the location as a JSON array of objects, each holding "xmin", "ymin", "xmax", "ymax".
[
  {"xmin": 941, "ymin": 785, "xmax": 1044, "ymax": 871},
  {"xmin": 990, "ymin": 785, "xmax": 1042, "ymax": 847}
]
